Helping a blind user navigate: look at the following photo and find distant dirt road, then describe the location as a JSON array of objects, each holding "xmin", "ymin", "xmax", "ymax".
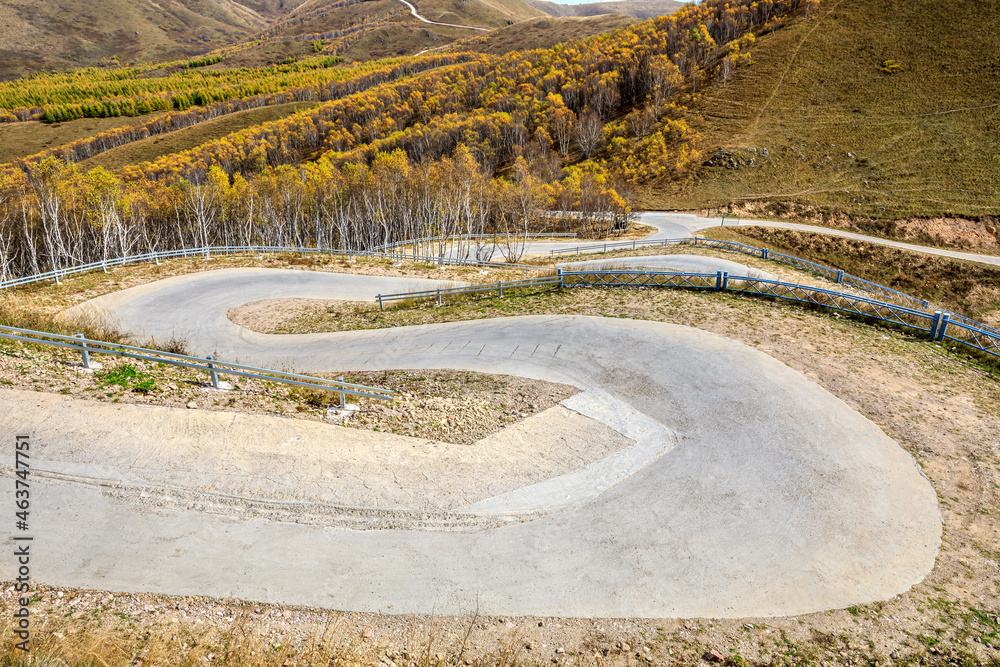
[{"xmin": 394, "ymin": 0, "xmax": 489, "ymax": 31}]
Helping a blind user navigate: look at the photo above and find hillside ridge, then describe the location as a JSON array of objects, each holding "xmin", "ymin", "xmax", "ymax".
[{"xmin": 0, "ymin": 0, "xmax": 274, "ymax": 80}]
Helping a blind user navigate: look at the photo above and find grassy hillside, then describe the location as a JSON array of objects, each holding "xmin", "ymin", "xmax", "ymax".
[
  {"xmin": 651, "ymin": 0, "xmax": 1000, "ymax": 222},
  {"xmin": 526, "ymin": 0, "xmax": 682, "ymax": 20},
  {"xmin": 0, "ymin": 0, "xmax": 267, "ymax": 80},
  {"xmin": 0, "ymin": 113, "xmax": 168, "ymax": 164},
  {"xmin": 199, "ymin": 0, "xmax": 545, "ymax": 66},
  {"xmin": 454, "ymin": 14, "xmax": 635, "ymax": 55},
  {"xmin": 438, "ymin": 0, "xmax": 546, "ymax": 24},
  {"xmin": 234, "ymin": 0, "xmax": 312, "ymax": 15},
  {"xmin": 339, "ymin": 24, "xmax": 474, "ymax": 60}
]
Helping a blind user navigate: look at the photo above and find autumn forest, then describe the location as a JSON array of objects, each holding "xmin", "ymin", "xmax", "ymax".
[{"xmin": 0, "ymin": 0, "xmax": 816, "ymax": 280}]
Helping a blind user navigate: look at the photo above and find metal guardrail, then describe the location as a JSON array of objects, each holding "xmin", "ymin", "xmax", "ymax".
[
  {"xmin": 1, "ymin": 236, "xmax": 932, "ymax": 321},
  {"xmin": 374, "ymin": 269, "xmax": 1000, "ymax": 361},
  {"xmin": 366, "ymin": 249, "xmax": 549, "ymax": 272},
  {"xmin": 547, "ymin": 236, "xmax": 932, "ymax": 312},
  {"xmin": 944, "ymin": 311, "xmax": 1000, "ymax": 338},
  {"xmin": 370, "ymin": 232, "xmax": 577, "ymax": 254},
  {"xmin": 377, "ymin": 275, "xmax": 559, "ymax": 309},
  {"xmin": 0, "ymin": 244, "xmax": 549, "ymax": 291},
  {"xmin": 549, "ymin": 237, "xmax": 677, "ymax": 256},
  {"xmin": 0, "ymin": 325, "xmax": 394, "ymax": 404}
]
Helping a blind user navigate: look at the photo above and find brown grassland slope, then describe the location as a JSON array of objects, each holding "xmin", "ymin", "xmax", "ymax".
[
  {"xmin": 0, "ymin": 112, "xmax": 167, "ymax": 164},
  {"xmin": 453, "ymin": 14, "xmax": 636, "ymax": 55},
  {"xmin": 337, "ymin": 23, "xmax": 474, "ymax": 60},
  {"xmin": 413, "ymin": 0, "xmax": 545, "ymax": 26},
  {"xmin": 0, "ymin": 0, "xmax": 268, "ymax": 80},
  {"xmin": 205, "ymin": 0, "xmax": 546, "ymax": 66},
  {"xmin": 526, "ymin": 0, "xmax": 683, "ymax": 20},
  {"xmin": 654, "ymin": 0, "xmax": 1000, "ymax": 223}
]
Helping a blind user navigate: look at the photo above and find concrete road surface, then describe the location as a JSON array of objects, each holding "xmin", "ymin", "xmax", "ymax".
[{"xmin": 5, "ymin": 269, "xmax": 941, "ymax": 618}]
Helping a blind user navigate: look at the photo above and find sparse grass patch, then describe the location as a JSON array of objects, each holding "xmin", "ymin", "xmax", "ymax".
[{"xmin": 96, "ymin": 362, "xmax": 158, "ymax": 394}]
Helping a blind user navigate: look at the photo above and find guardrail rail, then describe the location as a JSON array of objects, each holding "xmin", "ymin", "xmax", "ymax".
[
  {"xmin": 0, "ymin": 325, "xmax": 394, "ymax": 406},
  {"xmin": 0, "ymin": 244, "xmax": 553, "ymax": 291},
  {"xmin": 370, "ymin": 232, "xmax": 577, "ymax": 254},
  {"xmin": 375, "ymin": 269, "xmax": 1000, "ymax": 362},
  {"xmin": 548, "ymin": 236, "xmax": 932, "ymax": 312}
]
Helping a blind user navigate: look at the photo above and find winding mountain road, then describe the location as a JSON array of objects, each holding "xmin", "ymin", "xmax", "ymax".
[{"xmin": 0, "ymin": 266, "xmax": 942, "ymax": 618}]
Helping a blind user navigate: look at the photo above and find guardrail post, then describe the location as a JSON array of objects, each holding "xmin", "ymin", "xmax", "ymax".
[
  {"xmin": 154, "ymin": 251, "xmax": 160, "ymax": 266},
  {"xmin": 75, "ymin": 334, "xmax": 91, "ymax": 369},
  {"xmin": 577, "ymin": 248, "xmax": 581, "ymax": 256},
  {"xmin": 499, "ymin": 280, "xmax": 504, "ymax": 298},
  {"xmin": 206, "ymin": 355, "xmax": 219, "ymax": 389},
  {"xmin": 836, "ymin": 269, "xmax": 844, "ymax": 284},
  {"xmin": 436, "ymin": 288, "xmax": 442, "ymax": 306},
  {"xmin": 336, "ymin": 377, "xmax": 347, "ymax": 408},
  {"xmin": 715, "ymin": 271, "xmax": 724, "ymax": 292},
  {"xmin": 378, "ymin": 294, "xmax": 384, "ymax": 311},
  {"xmin": 558, "ymin": 268, "xmax": 564, "ymax": 289},
  {"xmin": 722, "ymin": 271, "xmax": 729, "ymax": 291},
  {"xmin": 693, "ymin": 238, "xmax": 698, "ymax": 247},
  {"xmin": 929, "ymin": 311, "xmax": 942, "ymax": 340},
  {"xmin": 632, "ymin": 240, "xmax": 636, "ymax": 250},
  {"xmin": 102, "ymin": 261, "xmax": 108, "ymax": 274},
  {"xmin": 936, "ymin": 313, "xmax": 951, "ymax": 342},
  {"xmin": 762, "ymin": 248, "xmax": 769, "ymax": 260},
  {"xmin": 54, "ymin": 270, "xmax": 61, "ymax": 285}
]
